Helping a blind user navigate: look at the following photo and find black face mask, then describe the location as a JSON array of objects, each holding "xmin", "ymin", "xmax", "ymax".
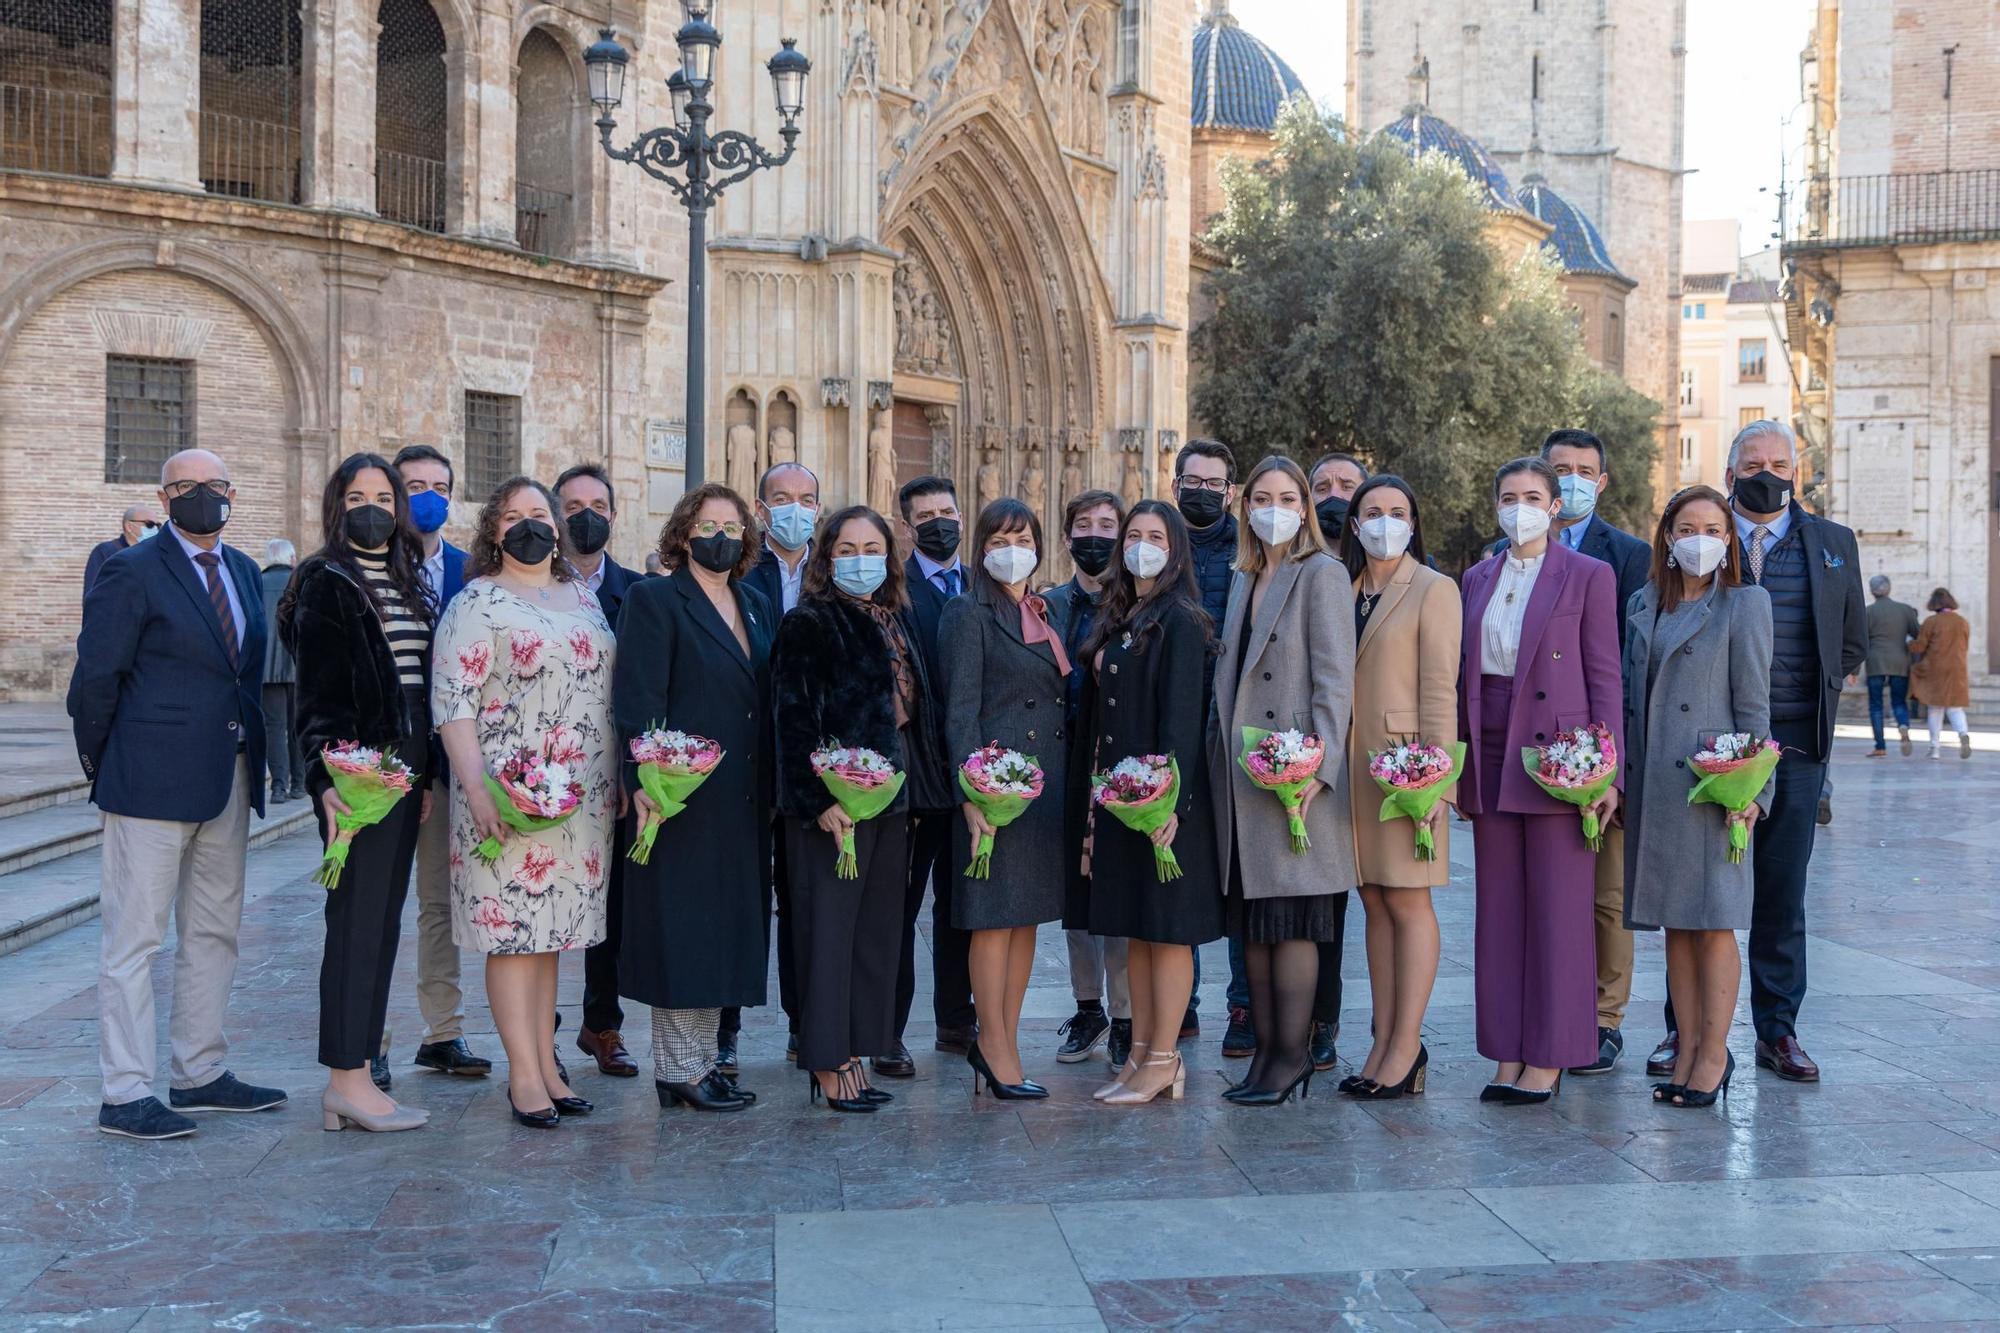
[
  {"xmin": 689, "ymin": 533, "xmax": 743, "ymax": 574},
  {"xmin": 345, "ymin": 503, "xmax": 397, "ymax": 551},
  {"xmin": 168, "ymin": 486, "xmax": 230, "ymax": 536},
  {"xmin": 565, "ymin": 508, "xmax": 611, "ymax": 556},
  {"xmin": 914, "ymin": 516, "xmax": 961, "ymax": 560},
  {"xmin": 1177, "ymin": 485, "xmax": 1225, "ymax": 529},
  {"xmin": 1732, "ymin": 469, "xmax": 1792, "ymax": 515},
  {"xmin": 500, "ymin": 517, "xmax": 558, "ymax": 567},
  {"xmin": 1068, "ymin": 535, "xmax": 1115, "ymax": 578},
  {"xmin": 1315, "ymin": 497, "xmax": 1350, "ymax": 546}
]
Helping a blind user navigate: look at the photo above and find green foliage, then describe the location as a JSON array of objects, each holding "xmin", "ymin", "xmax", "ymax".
[
  {"xmin": 1573, "ymin": 366, "xmax": 1662, "ymax": 536},
  {"xmin": 1190, "ymin": 101, "xmax": 1664, "ymax": 567}
]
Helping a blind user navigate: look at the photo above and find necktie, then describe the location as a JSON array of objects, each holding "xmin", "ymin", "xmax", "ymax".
[
  {"xmin": 195, "ymin": 551, "xmax": 239, "ymax": 669},
  {"xmin": 1747, "ymin": 526, "xmax": 1769, "ymax": 584},
  {"xmin": 939, "ymin": 568, "xmax": 961, "ymax": 598}
]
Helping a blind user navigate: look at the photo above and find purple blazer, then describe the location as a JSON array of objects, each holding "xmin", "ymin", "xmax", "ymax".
[{"xmin": 1456, "ymin": 540, "xmax": 1625, "ymax": 817}]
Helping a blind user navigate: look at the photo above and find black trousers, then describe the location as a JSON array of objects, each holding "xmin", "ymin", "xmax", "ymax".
[
  {"xmin": 895, "ymin": 809, "xmax": 976, "ymax": 1038},
  {"xmin": 261, "ymin": 683, "xmax": 302, "ymax": 794},
  {"xmin": 719, "ymin": 820, "xmax": 797, "ymax": 1041},
  {"xmin": 316, "ymin": 734, "xmax": 427, "ymax": 1070},
  {"xmin": 789, "ymin": 814, "xmax": 908, "ymax": 1073},
  {"xmin": 1312, "ymin": 896, "xmax": 1350, "ymax": 1027},
  {"xmin": 1665, "ymin": 715, "xmax": 1821, "ymax": 1042},
  {"xmin": 580, "ymin": 817, "xmax": 629, "ymax": 1034}
]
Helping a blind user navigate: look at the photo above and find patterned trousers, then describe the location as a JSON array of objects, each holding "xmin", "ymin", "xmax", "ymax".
[{"xmin": 651, "ymin": 1006, "xmax": 721, "ymax": 1083}]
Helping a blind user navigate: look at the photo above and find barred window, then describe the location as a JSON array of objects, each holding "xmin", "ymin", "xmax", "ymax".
[
  {"xmin": 199, "ymin": 0, "xmax": 303, "ymax": 204},
  {"xmin": 0, "ymin": 0, "xmax": 115, "ymax": 177},
  {"xmin": 376, "ymin": 0, "xmax": 448, "ymax": 231},
  {"xmin": 463, "ymin": 391, "xmax": 520, "ymax": 500},
  {"xmin": 105, "ymin": 356, "xmax": 195, "ymax": 483}
]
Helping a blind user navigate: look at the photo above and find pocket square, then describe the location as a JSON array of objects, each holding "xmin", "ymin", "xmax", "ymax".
[{"xmin": 1822, "ymin": 552, "xmax": 1845, "ymax": 569}]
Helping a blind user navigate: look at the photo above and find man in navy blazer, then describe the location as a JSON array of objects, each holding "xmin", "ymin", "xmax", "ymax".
[{"xmin": 68, "ymin": 449, "xmax": 286, "ymax": 1139}]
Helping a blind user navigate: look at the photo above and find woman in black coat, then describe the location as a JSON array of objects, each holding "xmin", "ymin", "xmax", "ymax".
[
  {"xmin": 279, "ymin": 452, "xmax": 436, "ymax": 1134},
  {"xmin": 940, "ymin": 498, "xmax": 1070, "ymax": 1099},
  {"xmin": 1073, "ymin": 500, "xmax": 1225, "ymax": 1105},
  {"xmin": 772, "ymin": 505, "xmax": 949, "ymax": 1113},
  {"xmin": 612, "ymin": 483, "xmax": 775, "ymax": 1113}
]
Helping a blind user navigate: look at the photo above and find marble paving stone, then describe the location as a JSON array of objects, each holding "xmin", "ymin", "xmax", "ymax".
[
  {"xmin": 116, "ymin": 1284, "xmax": 778, "ymax": 1332},
  {"xmin": 1597, "ymin": 1119, "xmax": 2000, "ymax": 1182},
  {"xmin": 773, "ymin": 1204, "xmax": 1101, "ymax": 1331},
  {"xmin": 1091, "ymin": 1274, "xmax": 1444, "ymax": 1331},
  {"xmin": 1470, "ymin": 1173, "xmax": 2000, "ymax": 1264},
  {"xmin": 1052, "ymin": 1192, "xmax": 1547, "ymax": 1283},
  {"xmin": 542, "ymin": 1215, "xmax": 774, "ymax": 1287}
]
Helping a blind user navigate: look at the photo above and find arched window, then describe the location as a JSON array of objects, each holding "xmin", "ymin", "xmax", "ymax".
[
  {"xmin": 1605, "ymin": 309, "xmax": 1624, "ymax": 371},
  {"xmin": 375, "ymin": 0, "xmax": 447, "ymax": 231},
  {"xmin": 0, "ymin": 0, "xmax": 113, "ymax": 177},
  {"xmin": 514, "ymin": 28, "xmax": 574, "ymax": 256},
  {"xmin": 199, "ymin": 0, "xmax": 302, "ymax": 203}
]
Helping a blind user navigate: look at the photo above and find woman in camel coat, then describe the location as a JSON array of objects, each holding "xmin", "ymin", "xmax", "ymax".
[{"xmin": 1910, "ymin": 587, "xmax": 1972, "ymax": 759}]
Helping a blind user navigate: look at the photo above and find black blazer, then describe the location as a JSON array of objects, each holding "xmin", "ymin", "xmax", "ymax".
[
  {"xmin": 743, "ymin": 543, "xmax": 809, "ymax": 623},
  {"xmin": 279, "ymin": 555, "xmax": 431, "ymax": 802},
  {"xmin": 83, "ymin": 535, "xmax": 129, "ymax": 601},
  {"xmin": 67, "ymin": 532, "xmax": 267, "ymax": 821},
  {"xmin": 1786, "ymin": 506, "xmax": 1867, "ymax": 757},
  {"xmin": 592, "ymin": 555, "xmax": 641, "ymax": 636},
  {"xmin": 901, "ymin": 556, "xmax": 961, "ymax": 811}
]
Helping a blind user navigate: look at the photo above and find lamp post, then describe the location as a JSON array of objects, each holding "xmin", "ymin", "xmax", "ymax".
[{"xmin": 585, "ymin": 6, "xmax": 810, "ymax": 488}]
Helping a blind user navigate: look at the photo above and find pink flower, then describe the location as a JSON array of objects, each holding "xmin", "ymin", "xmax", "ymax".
[
  {"xmin": 449, "ymin": 849, "xmax": 465, "ymax": 871},
  {"xmin": 480, "ymin": 697, "xmax": 507, "ymax": 723},
  {"xmin": 520, "ymin": 843, "xmax": 558, "ymax": 892},
  {"xmin": 471, "ymin": 896, "xmax": 511, "ymax": 932},
  {"xmin": 568, "ymin": 626, "xmax": 599, "ymax": 670},
  {"xmin": 454, "ymin": 641, "xmax": 492, "ymax": 689},
  {"xmin": 546, "ymin": 726, "xmax": 587, "ymax": 768},
  {"xmin": 509, "ymin": 630, "xmax": 546, "ymax": 676},
  {"xmin": 584, "ymin": 847, "xmax": 602, "ymax": 882}
]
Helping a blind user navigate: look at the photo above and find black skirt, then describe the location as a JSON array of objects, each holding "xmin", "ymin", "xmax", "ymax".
[{"xmin": 1226, "ymin": 831, "xmax": 1345, "ymax": 943}]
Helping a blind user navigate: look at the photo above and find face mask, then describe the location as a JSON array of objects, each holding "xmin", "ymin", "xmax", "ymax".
[
  {"xmin": 407, "ymin": 488, "xmax": 450, "ymax": 534},
  {"xmin": 1068, "ymin": 535, "xmax": 1115, "ymax": 578},
  {"xmin": 137, "ymin": 523, "xmax": 160, "ymax": 542},
  {"xmin": 690, "ymin": 532, "xmax": 742, "ymax": 574},
  {"xmin": 1558, "ymin": 474, "xmax": 1599, "ymax": 521},
  {"xmin": 1123, "ymin": 540, "xmax": 1168, "ymax": 579},
  {"xmin": 764, "ymin": 501, "xmax": 815, "ymax": 551},
  {"xmin": 345, "ymin": 503, "xmax": 397, "ymax": 551},
  {"xmin": 1249, "ymin": 506, "xmax": 1302, "ymax": 546},
  {"xmin": 1176, "ymin": 485, "xmax": 1225, "ymax": 529},
  {"xmin": 1356, "ymin": 516, "xmax": 1414, "ymax": 562},
  {"xmin": 500, "ymin": 517, "xmax": 558, "ymax": 567},
  {"xmin": 1497, "ymin": 503, "xmax": 1552, "ymax": 548},
  {"xmin": 832, "ymin": 553, "xmax": 889, "ymax": 597},
  {"xmin": 914, "ymin": 516, "xmax": 961, "ymax": 560},
  {"xmin": 982, "ymin": 545, "xmax": 1039, "ymax": 586},
  {"xmin": 167, "ymin": 486, "xmax": 231, "ymax": 536},
  {"xmin": 566, "ymin": 508, "xmax": 611, "ymax": 556},
  {"xmin": 1315, "ymin": 497, "xmax": 1350, "ymax": 545},
  {"xmin": 1671, "ymin": 534, "xmax": 1728, "ymax": 578},
  {"xmin": 1732, "ymin": 469, "xmax": 1792, "ymax": 515}
]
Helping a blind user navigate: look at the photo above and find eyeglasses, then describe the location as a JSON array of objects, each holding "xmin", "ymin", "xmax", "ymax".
[
  {"xmin": 162, "ymin": 479, "xmax": 231, "ymax": 499},
  {"xmin": 1176, "ymin": 476, "xmax": 1229, "ymax": 494},
  {"xmin": 693, "ymin": 520, "xmax": 746, "ymax": 539}
]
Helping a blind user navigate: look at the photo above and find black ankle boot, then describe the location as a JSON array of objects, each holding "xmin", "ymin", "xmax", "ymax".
[{"xmin": 657, "ymin": 1076, "xmax": 749, "ymax": 1112}]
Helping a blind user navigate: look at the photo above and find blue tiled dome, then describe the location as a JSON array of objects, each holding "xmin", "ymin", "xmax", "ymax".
[
  {"xmin": 1518, "ymin": 176, "xmax": 1630, "ymax": 282},
  {"xmin": 1191, "ymin": 1, "xmax": 1308, "ymax": 132},
  {"xmin": 1376, "ymin": 107, "xmax": 1523, "ymax": 213}
]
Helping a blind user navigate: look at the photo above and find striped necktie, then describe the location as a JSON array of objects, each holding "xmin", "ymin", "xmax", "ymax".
[{"xmin": 194, "ymin": 551, "xmax": 239, "ymax": 669}]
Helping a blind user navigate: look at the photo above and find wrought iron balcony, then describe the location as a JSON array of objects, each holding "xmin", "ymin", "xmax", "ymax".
[
  {"xmin": 376, "ymin": 150, "xmax": 446, "ymax": 233},
  {"xmin": 1789, "ymin": 168, "xmax": 2000, "ymax": 249},
  {"xmin": 514, "ymin": 181, "xmax": 571, "ymax": 257},
  {"xmin": 199, "ymin": 111, "xmax": 300, "ymax": 204},
  {"xmin": 0, "ymin": 84, "xmax": 111, "ymax": 177}
]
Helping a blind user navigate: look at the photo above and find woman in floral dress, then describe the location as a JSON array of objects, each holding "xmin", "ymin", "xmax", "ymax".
[{"xmin": 432, "ymin": 477, "xmax": 617, "ymax": 1127}]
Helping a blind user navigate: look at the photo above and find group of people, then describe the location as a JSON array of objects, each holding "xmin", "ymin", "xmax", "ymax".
[
  {"xmin": 72, "ymin": 415, "xmax": 1917, "ymax": 1138},
  {"xmin": 1862, "ymin": 574, "xmax": 1976, "ymax": 762}
]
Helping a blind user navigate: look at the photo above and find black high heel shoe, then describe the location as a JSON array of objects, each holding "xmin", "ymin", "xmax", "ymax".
[
  {"xmin": 1494, "ymin": 1071, "xmax": 1563, "ymax": 1106},
  {"xmin": 1650, "ymin": 1082, "xmax": 1686, "ymax": 1103},
  {"xmin": 1673, "ymin": 1052, "xmax": 1734, "ymax": 1108},
  {"xmin": 808, "ymin": 1061, "xmax": 876, "ymax": 1113},
  {"xmin": 967, "ymin": 1041, "xmax": 1049, "ymax": 1100},
  {"xmin": 507, "ymin": 1090, "xmax": 559, "ymax": 1128},
  {"xmin": 1360, "ymin": 1045, "xmax": 1428, "ymax": 1100},
  {"xmin": 1338, "ymin": 1073, "xmax": 1372, "ymax": 1095},
  {"xmin": 658, "ymin": 1075, "xmax": 749, "ymax": 1112},
  {"xmin": 551, "ymin": 1096, "xmax": 593, "ymax": 1115},
  {"xmin": 852, "ymin": 1068, "xmax": 893, "ymax": 1105},
  {"xmin": 1227, "ymin": 1060, "xmax": 1313, "ymax": 1107}
]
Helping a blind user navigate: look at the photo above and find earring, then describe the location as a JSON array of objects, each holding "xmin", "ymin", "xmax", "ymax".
[{"xmin": 1666, "ymin": 552, "xmax": 1678, "ymax": 569}]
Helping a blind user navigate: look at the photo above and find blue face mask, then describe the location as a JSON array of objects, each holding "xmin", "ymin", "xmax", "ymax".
[
  {"xmin": 1557, "ymin": 474, "xmax": 1598, "ymax": 521},
  {"xmin": 832, "ymin": 554, "xmax": 889, "ymax": 598},
  {"xmin": 764, "ymin": 501, "xmax": 815, "ymax": 552},
  {"xmin": 407, "ymin": 488, "xmax": 450, "ymax": 534}
]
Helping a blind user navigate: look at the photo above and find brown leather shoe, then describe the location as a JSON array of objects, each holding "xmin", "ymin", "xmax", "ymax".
[
  {"xmin": 576, "ymin": 1026, "xmax": 639, "ymax": 1077},
  {"xmin": 1645, "ymin": 1031, "xmax": 1679, "ymax": 1078},
  {"xmin": 1755, "ymin": 1034, "xmax": 1820, "ymax": 1083}
]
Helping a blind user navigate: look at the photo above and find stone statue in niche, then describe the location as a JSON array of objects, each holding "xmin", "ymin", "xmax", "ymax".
[
  {"xmin": 1156, "ymin": 442, "xmax": 1176, "ymax": 500},
  {"xmin": 868, "ymin": 407, "xmax": 899, "ymax": 518},
  {"xmin": 1071, "ymin": 14, "xmax": 1104, "ymax": 154},
  {"xmin": 1061, "ymin": 440, "xmax": 1085, "ymax": 500},
  {"xmin": 911, "ymin": 0, "xmax": 936, "ymax": 87},
  {"xmin": 890, "ymin": 0, "xmax": 912, "ymax": 85},
  {"xmin": 1034, "ymin": 0, "xmax": 1067, "ymax": 84},
  {"xmin": 893, "ymin": 257, "xmax": 954, "ymax": 374},
  {"xmin": 1019, "ymin": 446, "xmax": 1046, "ymax": 515},
  {"xmin": 1120, "ymin": 444, "xmax": 1143, "ymax": 510},
  {"xmin": 726, "ymin": 420, "xmax": 759, "ymax": 504},
  {"xmin": 976, "ymin": 444, "xmax": 1002, "ymax": 514},
  {"xmin": 768, "ymin": 422, "xmax": 796, "ymax": 467}
]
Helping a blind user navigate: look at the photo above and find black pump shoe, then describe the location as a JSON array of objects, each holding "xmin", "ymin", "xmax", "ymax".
[
  {"xmin": 551, "ymin": 1096, "xmax": 593, "ymax": 1115},
  {"xmin": 1673, "ymin": 1052, "xmax": 1735, "ymax": 1108},
  {"xmin": 1227, "ymin": 1061, "xmax": 1314, "ymax": 1107},
  {"xmin": 1494, "ymin": 1072, "xmax": 1563, "ymax": 1107},
  {"xmin": 507, "ymin": 1091, "xmax": 559, "ymax": 1128},
  {"xmin": 967, "ymin": 1041, "xmax": 1049, "ymax": 1100},
  {"xmin": 809, "ymin": 1062, "xmax": 877, "ymax": 1113},
  {"xmin": 1359, "ymin": 1045, "xmax": 1428, "ymax": 1100},
  {"xmin": 1338, "ymin": 1073, "xmax": 1372, "ymax": 1095},
  {"xmin": 658, "ymin": 1076, "xmax": 749, "ymax": 1112}
]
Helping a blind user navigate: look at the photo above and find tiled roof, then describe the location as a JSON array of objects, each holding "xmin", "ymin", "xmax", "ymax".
[
  {"xmin": 1728, "ymin": 278, "xmax": 1781, "ymax": 304},
  {"xmin": 1191, "ymin": 4, "xmax": 1308, "ymax": 132},
  {"xmin": 1684, "ymin": 272, "xmax": 1731, "ymax": 294},
  {"xmin": 1375, "ymin": 107, "xmax": 1523, "ymax": 213},
  {"xmin": 1518, "ymin": 177, "xmax": 1629, "ymax": 282}
]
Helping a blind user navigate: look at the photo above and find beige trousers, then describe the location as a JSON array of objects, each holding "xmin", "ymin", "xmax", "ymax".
[
  {"xmin": 1593, "ymin": 823, "xmax": 1633, "ymax": 1029},
  {"xmin": 98, "ymin": 758, "xmax": 251, "ymax": 1104},
  {"xmin": 382, "ymin": 776, "xmax": 464, "ymax": 1053}
]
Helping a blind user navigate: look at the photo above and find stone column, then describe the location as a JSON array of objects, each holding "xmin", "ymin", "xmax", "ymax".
[
  {"xmin": 454, "ymin": 1, "xmax": 517, "ymax": 242},
  {"xmin": 302, "ymin": 0, "xmax": 378, "ymax": 212},
  {"xmin": 110, "ymin": 0, "xmax": 200, "ymax": 190}
]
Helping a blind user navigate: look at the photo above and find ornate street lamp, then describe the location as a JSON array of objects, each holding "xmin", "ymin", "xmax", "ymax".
[{"xmin": 586, "ymin": 11, "xmax": 810, "ymax": 487}]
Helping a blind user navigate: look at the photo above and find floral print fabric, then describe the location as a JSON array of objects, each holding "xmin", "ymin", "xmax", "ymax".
[{"xmin": 432, "ymin": 580, "xmax": 616, "ymax": 954}]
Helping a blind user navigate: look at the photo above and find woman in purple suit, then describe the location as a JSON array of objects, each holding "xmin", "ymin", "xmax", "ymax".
[{"xmin": 1458, "ymin": 457, "xmax": 1624, "ymax": 1106}]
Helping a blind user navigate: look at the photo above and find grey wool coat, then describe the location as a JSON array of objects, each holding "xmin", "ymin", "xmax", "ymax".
[
  {"xmin": 1207, "ymin": 550, "xmax": 1357, "ymax": 899},
  {"xmin": 1621, "ymin": 578, "xmax": 1775, "ymax": 932},
  {"xmin": 938, "ymin": 577, "xmax": 1070, "ymax": 930}
]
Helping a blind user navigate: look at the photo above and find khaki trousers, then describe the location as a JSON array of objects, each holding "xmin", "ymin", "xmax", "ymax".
[
  {"xmin": 98, "ymin": 758, "xmax": 251, "ymax": 1104},
  {"xmin": 382, "ymin": 776, "xmax": 464, "ymax": 1052},
  {"xmin": 1593, "ymin": 823, "xmax": 1633, "ymax": 1029}
]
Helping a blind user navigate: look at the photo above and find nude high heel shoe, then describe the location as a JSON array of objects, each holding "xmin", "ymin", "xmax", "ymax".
[
  {"xmin": 322, "ymin": 1088, "xmax": 429, "ymax": 1133},
  {"xmin": 1103, "ymin": 1052, "xmax": 1184, "ymax": 1105},
  {"xmin": 1093, "ymin": 1040, "xmax": 1149, "ymax": 1100}
]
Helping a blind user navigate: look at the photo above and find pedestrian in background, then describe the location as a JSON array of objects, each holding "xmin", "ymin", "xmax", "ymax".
[
  {"xmin": 1911, "ymin": 587, "xmax": 1972, "ymax": 761},
  {"xmin": 1863, "ymin": 574, "xmax": 1920, "ymax": 757},
  {"xmin": 84, "ymin": 504, "xmax": 160, "ymax": 600},
  {"xmin": 260, "ymin": 538, "xmax": 303, "ymax": 803}
]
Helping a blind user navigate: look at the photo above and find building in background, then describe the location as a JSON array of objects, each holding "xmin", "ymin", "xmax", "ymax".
[
  {"xmin": 1783, "ymin": 0, "xmax": 1997, "ymax": 686},
  {"xmin": 1679, "ymin": 220, "xmax": 1795, "ymax": 491}
]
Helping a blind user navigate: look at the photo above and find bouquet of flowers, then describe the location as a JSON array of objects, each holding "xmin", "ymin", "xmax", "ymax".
[
  {"xmin": 1368, "ymin": 741, "xmax": 1466, "ymax": 861},
  {"xmin": 476, "ymin": 743, "xmax": 585, "ymax": 865},
  {"xmin": 1521, "ymin": 723, "xmax": 1619, "ymax": 853},
  {"xmin": 312, "ymin": 742, "xmax": 415, "ymax": 889},
  {"xmin": 1237, "ymin": 727, "xmax": 1325, "ymax": 854},
  {"xmin": 1091, "ymin": 754, "xmax": 1183, "ymax": 882},
  {"xmin": 810, "ymin": 744, "xmax": 906, "ymax": 879},
  {"xmin": 1687, "ymin": 732, "xmax": 1783, "ymax": 864},
  {"xmin": 627, "ymin": 727, "xmax": 725, "ymax": 865},
  {"xmin": 957, "ymin": 743, "xmax": 1045, "ymax": 879}
]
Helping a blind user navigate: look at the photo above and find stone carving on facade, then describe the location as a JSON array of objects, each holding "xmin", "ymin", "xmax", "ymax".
[
  {"xmin": 976, "ymin": 434, "xmax": 1003, "ymax": 513},
  {"xmin": 880, "ymin": 0, "xmax": 997, "ymax": 202},
  {"xmin": 1018, "ymin": 434, "xmax": 1047, "ymax": 513},
  {"xmin": 926, "ymin": 403, "xmax": 953, "ymax": 472},
  {"xmin": 726, "ymin": 421, "xmax": 759, "ymax": 503},
  {"xmin": 1061, "ymin": 428, "xmax": 1086, "ymax": 499},
  {"xmin": 868, "ymin": 405, "xmax": 899, "ymax": 517},
  {"xmin": 1156, "ymin": 429, "xmax": 1179, "ymax": 499},
  {"xmin": 911, "ymin": 0, "xmax": 937, "ymax": 87},
  {"xmin": 894, "ymin": 254, "xmax": 957, "ymax": 374},
  {"xmin": 1070, "ymin": 11, "xmax": 1105, "ymax": 155},
  {"xmin": 768, "ymin": 423, "xmax": 797, "ymax": 466},
  {"xmin": 1117, "ymin": 428, "xmax": 1145, "ymax": 509},
  {"xmin": 821, "ymin": 377, "xmax": 852, "ymax": 408},
  {"xmin": 867, "ymin": 379, "xmax": 896, "ymax": 411}
]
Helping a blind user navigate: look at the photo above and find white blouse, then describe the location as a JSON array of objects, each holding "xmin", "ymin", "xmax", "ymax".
[{"xmin": 1480, "ymin": 551, "xmax": 1545, "ymax": 676}]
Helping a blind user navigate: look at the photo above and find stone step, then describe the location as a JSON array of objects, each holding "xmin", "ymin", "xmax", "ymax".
[{"xmin": 0, "ymin": 802, "xmax": 103, "ymax": 877}]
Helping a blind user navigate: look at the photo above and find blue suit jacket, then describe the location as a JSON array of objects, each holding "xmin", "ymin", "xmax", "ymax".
[
  {"xmin": 68, "ymin": 533, "xmax": 267, "ymax": 820},
  {"xmin": 593, "ymin": 555, "xmax": 641, "ymax": 636},
  {"xmin": 438, "ymin": 540, "xmax": 467, "ymax": 608}
]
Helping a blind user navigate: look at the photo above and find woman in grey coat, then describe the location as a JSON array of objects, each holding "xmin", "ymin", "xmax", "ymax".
[
  {"xmin": 1622, "ymin": 485, "xmax": 1774, "ymax": 1109},
  {"xmin": 939, "ymin": 498, "xmax": 1071, "ymax": 1098},
  {"xmin": 1208, "ymin": 456, "xmax": 1356, "ymax": 1106}
]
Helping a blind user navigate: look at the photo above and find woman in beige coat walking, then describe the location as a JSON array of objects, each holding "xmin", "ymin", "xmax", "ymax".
[
  {"xmin": 1342, "ymin": 477, "xmax": 1461, "ymax": 1100},
  {"xmin": 1910, "ymin": 588, "xmax": 1972, "ymax": 760}
]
